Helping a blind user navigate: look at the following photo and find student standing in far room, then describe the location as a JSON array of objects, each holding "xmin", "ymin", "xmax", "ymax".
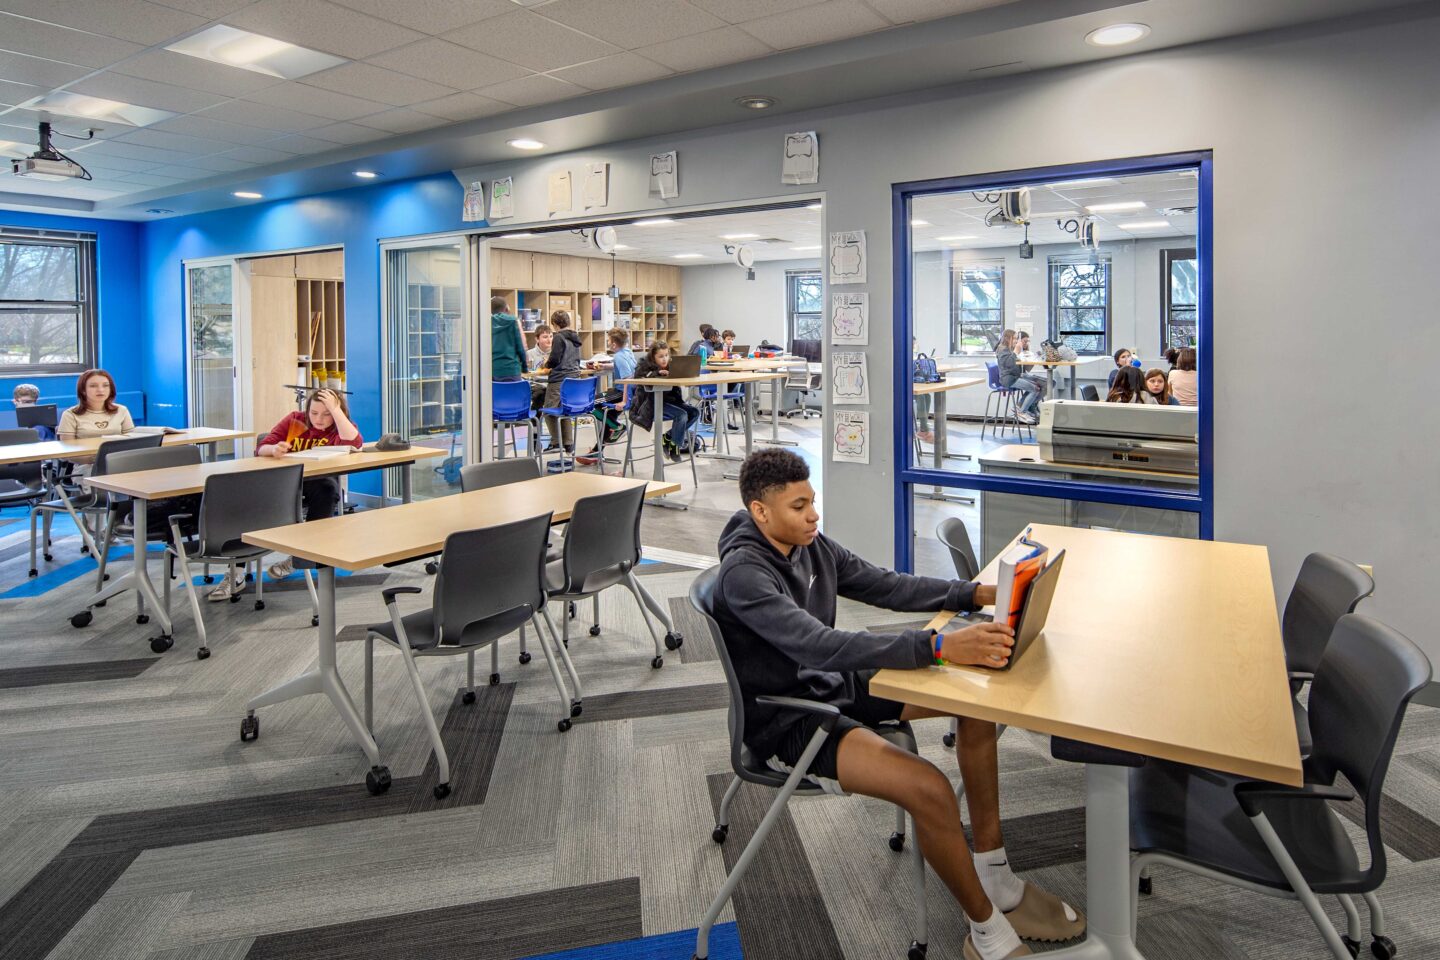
[
  {"xmin": 542, "ymin": 311, "xmax": 583, "ymax": 453},
  {"xmin": 1168, "ymin": 348, "xmax": 1199, "ymax": 406},
  {"xmin": 490, "ymin": 295, "xmax": 526, "ymax": 383}
]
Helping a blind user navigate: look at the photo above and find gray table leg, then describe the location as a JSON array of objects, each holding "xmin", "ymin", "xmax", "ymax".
[
  {"xmin": 644, "ymin": 384, "xmax": 686, "ymax": 510},
  {"xmin": 701, "ymin": 378, "xmax": 744, "ymax": 465},
  {"xmin": 761, "ymin": 376, "xmax": 797, "ymax": 447},
  {"xmin": 401, "ymin": 462, "xmax": 412, "ymax": 504},
  {"xmin": 73, "ymin": 497, "xmax": 173, "ymax": 636},
  {"xmin": 1069, "ymin": 367, "xmax": 1078, "ymax": 400}
]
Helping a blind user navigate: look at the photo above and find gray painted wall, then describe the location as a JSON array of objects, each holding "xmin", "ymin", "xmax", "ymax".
[
  {"xmin": 454, "ymin": 9, "xmax": 1440, "ymax": 666},
  {"xmin": 682, "ymin": 258, "xmax": 820, "ymax": 348}
]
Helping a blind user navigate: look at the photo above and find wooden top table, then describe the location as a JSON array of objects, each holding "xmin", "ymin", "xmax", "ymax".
[
  {"xmin": 616, "ymin": 371, "xmax": 784, "ymax": 389},
  {"xmin": 913, "ymin": 376, "xmax": 985, "ymax": 396},
  {"xmin": 871, "ymin": 524, "xmax": 1301, "ymax": 786},
  {"xmin": 0, "ymin": 426, "xmax": 255, "ymax": 466}
]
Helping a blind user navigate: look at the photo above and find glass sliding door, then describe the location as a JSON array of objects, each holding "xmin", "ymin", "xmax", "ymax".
[
  {"xmin": 383, "ymin": 241, "xmax": 468, "ymax": 500},
  {"xmin": 185, "ymin": 261, "xmax": 239, "ymax": 458}
]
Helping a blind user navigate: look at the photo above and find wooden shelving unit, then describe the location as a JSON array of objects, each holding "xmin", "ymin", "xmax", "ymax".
[{"xmin": 245, "ymin": 250, "xmax": 345, "ymax": 436}]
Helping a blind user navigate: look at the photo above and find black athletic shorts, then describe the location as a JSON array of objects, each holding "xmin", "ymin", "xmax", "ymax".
[{"xmin": 769, "ymin": 669, "xmax": 906, "ymax": 783}]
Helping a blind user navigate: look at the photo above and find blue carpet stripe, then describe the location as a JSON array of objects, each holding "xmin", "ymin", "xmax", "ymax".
[
  {"xmin": 0, "ymin": 545, "xmax": 165, "ymax": 600},
  {"xmin": 523, "ymin": 924, "xmax": 741, "ymax": 960}
]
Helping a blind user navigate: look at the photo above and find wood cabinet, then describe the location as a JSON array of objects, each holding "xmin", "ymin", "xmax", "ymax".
[
  {"xmin": 491, "ymin": 248, "xmax": 532, "ymax": 288},
  {"xmin": 249, "ymin": 255, "xmax": 295, "ymax": 277},
  {"xmin": 295, "ymin": 250, "xmax": 343, "ymax": 281},
  {"xmin": 250, "ymin": 275, "xmax": 300, "ymax": 438},
  {"xmin": 561, "ymin": 254, "xmax": 590, "ymax": 291},
  {"xmin": 529, "ymin": 253, "xmax": 565, "ymax": 290},
  {"xmin": 244, "ymin": 249, "xmax": 345, "ymax": 436},
  {"xmin": 587, "ymin": 257, "xmax": 614, "ymax": 292},
  {"xmin": 636, "ymin": 261, "xmax": 660, "ymax": 294}
]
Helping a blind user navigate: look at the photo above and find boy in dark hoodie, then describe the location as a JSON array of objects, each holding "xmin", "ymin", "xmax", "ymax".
[
  {"xmin": 542, "ymin": 310, "xmax": 584, "ymax": 453},
  {"xmin": 713, "ymin": 450, "xmax": 1084, "ymax": 960}
]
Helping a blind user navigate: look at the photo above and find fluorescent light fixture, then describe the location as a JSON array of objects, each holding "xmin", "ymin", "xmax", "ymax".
[
  {"xmin": 353, "ymin": 170, "xmax": 378, "ymax": 179},
  {"xmin": 21, "ymin": 91, "xmax": 174, "ymax": 127},
  {"xmin": 806, "ymin": 203, "xmax": 822, "ymax": 210},
  {"xmin": 1118, "ymin": 220, "xmax": 1170, "ymax": 230},
  {"xmin": 633, "ymin": 218, "xmax": 673, "ymax": 227},
  {"xmin": 720, "ymin": 233, "xmax": 758, "ymax": 239},
  {"xmin": 1047, "ymin": 177, "xmax": 1118, "ymax": 189},
  {"xmin": 499, "ymin": 232, "xmax": 534, "ymax": 239},
  {"xmin": 936, "ymin": 235, "xmax": 977, "ymax": 241},
  {"xmin": 612, "ymin": 244, "xmax": 633, "ymax": 250},
  {"xmin": 233, "ymin": 191, "xmax": 263, "ymax": 199},
  {"xmin": 145, "ymin": 208, "xmax": 174, "ymax": 214},
  {"xmin": 167, "ymin": 25, "xmax": 345, "ymax": 80},
  {"xmin": 1030, "ymin": 210, "xmax": 1078, "ymax": 219},
  {"xmin": 1086, "ymin": 200, "xmax": 1146, "ymax": 212},
  {"xmin": 672, "ymin": 253, "xmax": 704, "ymax": 259},
  {"xmin": 792, "ymin": 245, "xmax": 821, "ymax": 251},
  {"xmin": 1085, "ymin": 23, "xmax": 1151, "ymax": 47},
  {"xmin": 507, "ymin": 137, "xmax": 545, "ymax": 150},
  {"xmin": 911, "ymin": 219, "xmax": 930, "ymax": 227}
]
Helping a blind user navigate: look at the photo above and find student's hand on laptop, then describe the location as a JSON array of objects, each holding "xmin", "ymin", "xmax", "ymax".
[{"xmin": 941, "ymin": 623, "xmax": 1015, "ymax": 668}]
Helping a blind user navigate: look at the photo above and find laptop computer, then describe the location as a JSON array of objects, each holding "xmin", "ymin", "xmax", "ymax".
[
  {"xmin": 15, "ymin": 404, "xmax": 57, "ymax": 430},
  {"xmin": 667, "ymin": 354, "xmax": 701, "ymax": 378},
  {"xmin": 730, "ymin": 344, "xmax": 751, "ymax": 357}
]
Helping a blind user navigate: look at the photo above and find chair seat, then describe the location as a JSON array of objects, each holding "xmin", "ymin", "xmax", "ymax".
[
  {"xmin": 1131, "ymin": 758, "xmax": 1365, "ymax": 894},
  {"xmin": 368, "ymin": 603, "xmax": 533, "ymax": 652},
  {"xmin": 545, "ymin": 558, "xmax": 626, "ymax": 596},
  {"xmin": 735, "ymin": 721, "xmax": 915, "ymax": 792}
]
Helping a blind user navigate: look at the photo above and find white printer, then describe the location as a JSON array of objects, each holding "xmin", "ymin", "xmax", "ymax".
[{"xmin": 1036, "ymin": 400, "xmax": 1198, "ymax": 475}]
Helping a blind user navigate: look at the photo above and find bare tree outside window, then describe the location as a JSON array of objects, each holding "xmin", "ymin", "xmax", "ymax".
[
  {"xmin": 787, "ymin": 270, "xmax": 823, "ymax": 343},
  {"xmin": 0, "ymin": 232, "xmax": 96, "ymax": 373}
]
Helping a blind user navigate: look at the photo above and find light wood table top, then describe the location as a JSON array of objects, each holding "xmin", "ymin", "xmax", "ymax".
[
  {"xmin": 913, "ymin": 376, "xmax": 986, "ymax": 396},
  {"xmin": 979, "ymin": 443, "xmax": 1197, "ymax": 484},
  {"xmin": 0, "ymin": 426, "xmax": 256, "ymax": 466},
  {"xmin": 870, "ymin": 524, "xmax": 1302, "ymax": 786},
  {"xmin": 616, "ymin": 371, "xmax": 785, "ymax": 389},
  {"xmin": 1019, "ymin": 357, "xmax": 1085, "ymax": 367},
  {"xmin": 83, "ymin": 446, "xmax": 444, "ymax": 499},
  {"xmin": 242, "ymin": 473, "xmax": 680, "ymax": 570},
  {"xmin": 707, "ymin": 357, "xmax": 806, "ymax": 371}
]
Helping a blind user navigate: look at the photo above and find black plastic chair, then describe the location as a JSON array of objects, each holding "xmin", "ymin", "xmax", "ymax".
[
  {"xmin": 1081, "ymin": 384, "xmax": 1100, "ymax": 402},
  {"xmin": 687, "ymin": 566, "xmax": 927, "ymax": 960},
  {"xmin": 935, "ymin": 516, "xmax": 979, "ymax": 750},
  {"xmin": 0, "ymin": 428, "xmax": 46, "ymax": 509},
  {"xmin": 1129, "ymin": 614, "xmax": 1431, "ymax": 960},
  {"xmin": 365, "ymin": 513, "xmax": 574, "ymax": 797},
  {"xmin": 1281, "ymin": 554, "xmax": 1374, "ymax": 758}
]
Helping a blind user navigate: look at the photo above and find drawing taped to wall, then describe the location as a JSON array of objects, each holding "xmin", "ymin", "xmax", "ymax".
[
  {"xmin": 583, "ymin": 162, "xmax": 609, "ymax": 208},
  {"xmin": 831, "ymin": 292, "xmax": 867, "ymax": 345},
  {"xmin": 832, "ymin": 411, "xmax": 870, "ymax": 464},
  {"xmin": 782, "ymin": 131, "xmax": 818, "ymax": 184},
  {"xmin": 548, "ymin": 170, "xmax": 572, "ymax": 216},
  {"xmin": 829, "ymin": 230, "xmax": 866, "ymax": 284},
  {"xmin": 462, "ymin": 181, "xmax": 484, "ymax": 222},
  {"xmin": 831, "ymin": 351, "xmax": 869, "ymax": 404},
  {"xmin": 489, "ymin": 177, "xmax": 514, "ymax": 220},
  {"xmin": 650, "ymin": 151, "xmax": 678, "ymax": 199}
]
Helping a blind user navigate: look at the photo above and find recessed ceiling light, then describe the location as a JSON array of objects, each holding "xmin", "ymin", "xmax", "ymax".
[
  {"xmin": 910, "ymin": 219, "xmax": 930, "ymax": 227},
  {"xmin": 145, "ymin": 208, "xmax": 174, "ymax": 215},
  {"xmin": 735, "ymin": 95, "xmax": 776, "ymax": 110},
  {"xmin": 1086, "ymin": 200, "xmax": 1146, "ymax": 212},
  {"xmin": 167, "ymin": 25, "xmax": 346, "ymax": 80},
  {"xmin": 633, "ymin": 218, "xmax": 674, "ymax": 227},
  {"xmin": 673, "ymin": 253, "xmax": 704, "ymax": 259},
  {"xmin": 1085, "ymin": 23, "xmax": 1151, "ymax": 47},
  {"xmin": 499, "ymin": 232, "xmax": 534, "ymax": 239},
  {"xmin": 21, "ymin": 91, "xmax": 174, "ymax": 127},
  {"xmin": 1118, "ymin": 220, "xmax": 1170, "ymax": 230},
  {"xmin": 233, "ymin": 191, "xmax": 263, "ymax": 199},
  {"xmin": 806, "ymin": 203, "xmax": 822, "ymax": 211},
  {"xmin": 936, "ymin": 235, "xmax": 977, "ymax": 241},
  {"xmin": 507, "ymin": 138, "xmax": 545, "ymax": 150},
  {"xmin": 720, "ymin": 233, "xmax": 759, "ymax": 240},
  {"xmin": 792, "ymin": 245, "xmax": 821, "ymax": 252},
  {"xmin": 353, "ymin": 170, "xmax": 379, "ymax": 179}
]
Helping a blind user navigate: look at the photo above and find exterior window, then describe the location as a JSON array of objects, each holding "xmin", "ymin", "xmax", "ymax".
[
  {"xmin": 786, "ymin": 270, "xmax": 823, "ymax": 343},
  {"xmin": 951, "ymin": 262, "xmax": 1004, "ymax": 353},
  {"xmin": 1049, "ymin": 256, "xmax": 1111, "ymax": 355},
  {"xmin": 1162, "ymin": 247, "xmax": 1198, "ymax": 350},
  {"xmin": 0, "ymin": 230, "xmax": 97, "ymax": 374}
]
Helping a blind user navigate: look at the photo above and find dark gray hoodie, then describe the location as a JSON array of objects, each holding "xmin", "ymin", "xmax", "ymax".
[{"xmin": 714, "ymin": 510, "xmax": 978, "ymax": 759}]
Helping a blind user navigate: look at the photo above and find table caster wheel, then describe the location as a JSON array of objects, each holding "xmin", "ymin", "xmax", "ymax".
[
  {"xmin": 28, "ymin": 568, "xmax": 37, "ymax": 577},
  {"xmin": 908, "ymin": 941, "xmax": 928, "ymax": 960},
  {"xmin": 311, "ymin": 615, "xmax": 319, "ymax": 627},
  {"xmin": 150, "ymin": 634, "xmax": 173, "ymax": 653},
  {"xmin": 254, "ymin": 600, "xmax": 265, "ymax": 611},
  {"xmin": 518, "ymin": 651, "xmax": 532, "ymax": 665},
  {"xmin": 70, "ymin": 611, "xmax": 93, "ymax": 628},
  {"xmin": 889, "ymin": 831, "xmax": 905, "ymax": 852},
  {"xmin": 711, "ymin": 824, "xmax": 728, "ymax": 844},
  {"xmin": 488, "ymin": 673, "xmax": 500, "ymax": 686},
  {"xmin": 136, "ymin": 614, "xmax": 149, "ymax": 625},
  {"xmin": 1371, "ymin": 935, "xmax": 1396, "ymax": 960},
  {"xmin": 103, "ymin": 573, "xmax": 110, "ymax": 581},
  {"xmin": 558, "ymin": 718, "xmax": 572, "ymax": 732},
  {"xmin": 433, "ymin": 782, "xmax": 451, "ymax": 800},
  {"xmin": 651, "ymin": 655, "xmax": 664, "ymax": 669},
  {"xmin": 589, "ymin": 625, "xmax": 601, "ymax": 636},
  {"xmin": 424, "ymin": 561, "xmax": 438, "ymax": 575},
  {"xmin": 462, "ymin": 690, "xmax": 476, "ymax": 704},
  {"xmin": 1138, "ymin": 876, "xmax": 1152, "ymax": 896},
  {"xmin": 43, "ymin": 553, "xmax": 53, "ymax": 562},
  {"xmin": 570, "ymin": 700, "xmax": 582, "ymax": 718},
  {"xmin": 196, "ymin": 645, "xmax": 210, "ymax": 660},
  {"xmin": 664, "ymin": 632, "xmax": 683, "ymax": 650},
  {"xmin": 365, "ymin": 766, "xmax": 392, "ymax": 795},
  {"xmin": 80, "ymin": 545, "xmax": 89, "ymax": 556},
  {"xmin": 240, "ymin": 714, "xmax": 259, "ymax": 742}
]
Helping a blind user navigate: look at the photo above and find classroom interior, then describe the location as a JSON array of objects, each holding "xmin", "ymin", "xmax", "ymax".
[{"xmin": 2, "ymin": 2, "xmax": 1438, "ymax": 960}]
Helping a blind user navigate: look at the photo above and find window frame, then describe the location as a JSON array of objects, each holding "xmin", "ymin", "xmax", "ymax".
[
  {"xmin": 949, "ymin": 260, "xmax": 1005, "ymax": 354},
  {"xmin": 1161, "ymin": 246, "xmax": 1198, "ymax": 351},
  {"xmin": 785, "ymin": 268, "xmax": 823, "ymax": 344},
  {"xmin": 1047, "ymin": 254, "xmax": 1112, "ymax": 356},
  {"xmin": 0, "ymin": 228, "xmax": 98, "ymax": 375}
]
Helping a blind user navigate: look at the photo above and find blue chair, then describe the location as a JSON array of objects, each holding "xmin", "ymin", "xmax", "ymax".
[
  {"xmin": 695, "ymin": 380, "xmax": 744, "ymax": 453},
  {"xmin": 982, "ymin": 362, "xmax": 1029, "ymax": 441},
  {"xmin": 493, "ymin": 380, "xmax": 540, "ymax": 460},
  {"xmin": 539, "ymin": 376, "xmax": 600, "ymax": 473}
]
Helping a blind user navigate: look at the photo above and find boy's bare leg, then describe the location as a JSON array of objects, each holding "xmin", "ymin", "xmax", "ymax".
[
  {"xmin": 899, "ymin": 705, "xmax": 1004, "ymax": 851},
  {"xmin": 835, "ymin": 725, "xmax": 995, "ymax": 921}
]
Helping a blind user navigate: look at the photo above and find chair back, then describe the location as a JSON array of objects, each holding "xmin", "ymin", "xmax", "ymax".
[
  {"xmin": 15, "ymin": 405, "xmax": 57, "ymax": 430},
  {"xmin": 985, "ymin": 362, "xmax": 1004, "ymax": 391},
  {"xmin": 696, "ymin": 382, "xmax": 718, "ymax": 400},
  {"xmin": 460, "ymin": 458, "xmax": 540, "ymax": 491},
  {"xmin": 104, "ymin": 444, "xmax": 202, "ymax": 477},
  {"xmin": 0, "ymin": 428, "xmax": 43, "ymax": 491},
  {"xmin": 92, "ymin": 433, "xmax": 165, "ymax": 476},
  {"xmin": 560, "ymin": 484, "xmax": 644, "ymax": 592},
  {"xmin": 690, "ymin": 566, "xmax": 750, "ymax": 777},
  {"xmin": 558, "ymin": 376, "xmax": 597, "ymax": 415},
  {"xmin": 1081, "ymin": 384, "xmax": 1100, "ymax": 402},
  {"xmin": 0, "ymin": 428, "xmax": 39, "ymax": 445},
  {"xmin": 199, "ymin": 463, "xmax": 304, "ymax": 556},
  {"xmin": 433, "ymin": 513, "xmax": 552, "ymax": 646},
  {"xmin": 784, "ymin": 364, "xmax": 811, "ymax": 389},
  {"xmin": 492, "ymin": 380, "xmax": 532, "ymax": 422},
  {"xmin": 1306, "ymin": 613, "xmax": 1431, "ymax": 886},
  {"xmin": 935, "ymin": 517, "xmax": 979, "ymax": 580},
  {"xmin": 1282, "ymin": 553, "xmax": 1374, "ymax": 676}
]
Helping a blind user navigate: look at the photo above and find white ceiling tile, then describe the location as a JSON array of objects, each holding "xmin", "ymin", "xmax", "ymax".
[
  {"xmin": 220, "ymin": 144, "xmax": 298, "ymax": 163},
  {"xmin": 82, "ymin": 140, "xmax": 200, "ymax": 164},
  {"xmin": 540, "ymin": 0, "xmax": 727, "ymax": 47},
  {"xmin": 0, "ymin": 0, "xmax": 208, "ymax": 45},
  {"xmin": 149, "ymin": 162, "xmax": 216, "ymax": 178},
  {"xmin": 633, "ymin": 25, "xmax": 772, "ymax": 71},
  {"xmin": 301, "ymin": 62, "xmax": 458, "ymax": 107},
  {"xmin": 111, "ymin": 128, "xmax": 230, "ymax": 154},
  {"xmin": 196, "ymin": 98, "xmax": 333, "ymax": 132},
  {"xmin": 112, "ymin": 171, "xmax": 187, "ymax": 185},
  {"xmin": 443, "ymin": 11, "xmax": 620, "ymax": 73},
  {"xmin": 263, "ymin": 132, "xmax": 344, "ymax": 154},
  {"xmin": 0, "ymin": 77, "xmax": 37, "ymax": 106},
  {"xmin": 112, "ymin": 50, "xmax": 284, "ymax": 98},
  {"xmin": 308, "ymin": 120, "xmax": 389, "ymax": 144},
  {"xmin": 68, "ymin": 73, "xmax": 230, "ymax": 115},
  {"xmin": 551, "ymin": 52, "xmax": 672, "ymax": 91},
  {"xmin": 474, "ymin": 73, "xmax": 586, "ymax": 107},
  {"xmin": 0, "ymin": 14, "xmax": 146, "ymax": 68},
  {"xmin": 686, "ymin": 0, "xmax": 820, "ymax": 23},
  {"xmin": 349, "ymin": 108, "xmax": 445, "ymax": 134},
  {"xmin": 736, "ymin": 0, "xmax": 889, "ymax": 49},
  {"xmin": 365, "ymin": 39, "xmax": 530, "ymax": 89},
  {"xmin": 147, "ymin": 0, "xmax": 254, "ymax": 14},
  {"xmin": 863, "ymin": 0, "xmax": 1019, "ymax": 26},
  {"xmin": 0, "ymin": 50, "xmax": 90, "ymax": 88},
  {"xmin": 152, "ymin": 114, "xmax": 272, "ymax": 143},
  {"xmin": 410, "ymin": 91, "xmax": 510, "ymax": 122},
  {"xmin": 330, "ymin": 0, "xmax": 515, "ymax": 35},
  {"xmin": 244, "ymin": 82, "xmax": 388, "ymax": 121},
  {"xmin": 224, "ymin": 0, "xmax": 427, "ymax": 60},
  {"xmin": 67, "ymin": 152, "xmax": 157, "ymax": 173},
  {"xmin": 186, "ymin": 153, "xmax": 258, "ymax": 171}
]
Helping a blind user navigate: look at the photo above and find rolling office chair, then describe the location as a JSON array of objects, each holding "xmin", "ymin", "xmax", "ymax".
[
  {"xmin": 1080, "ymin": 384, "xmax": 1101, "ymax": 402},
  {"xmin": 695, "ymin": 381, "xmax": 744, "ymax": 452},
  {"xmin": 687, "ymin": 566, "xmax": 929, "ymax": 960},
  {"xmin": 1129, "ymin": 614, "xmax": 1430, "ymax": 960},
  {"xmin": 539, "ymin": 376, "xmax": 601, "ymax": 474},
  {"xmin": 493, "ymin": 379, "xmax": 541, "ymax": 460},
  {"xmin": 782, "ymin": 363, "xmax": 821, "ymax": 419},
  {"xmin": 0, "ymin": 428, "xmax": 47, "ymax": 511},
  {"xmin": 365, "ymin": 514, "xmax": 574, "ymax": 798}
]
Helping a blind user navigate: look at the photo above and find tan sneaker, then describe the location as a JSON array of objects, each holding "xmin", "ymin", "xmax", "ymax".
[
  {"xmin": 206, "ymin": 568, "xmax": 246, "ymax": 602},
  {"xmin": 963, "ymin": 936, "xmax": 1032, "ymax": 960},
  {"xmin": 1005, "ymin": 882, "xmax": 1086, "ymax": 942}
]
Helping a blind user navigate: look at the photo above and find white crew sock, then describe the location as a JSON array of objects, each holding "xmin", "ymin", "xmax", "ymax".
[
  {"xmin": 974, "ymin": 846, "xmax": 1026, "ymax": 912},
  {"xmin": 967, "ymin": 904, "xmax": 1023, "ymax": 959}
]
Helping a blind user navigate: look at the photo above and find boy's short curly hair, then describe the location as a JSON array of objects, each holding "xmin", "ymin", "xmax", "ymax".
[{"xmin": 739, "ymin": 449, "xmax": 810, "ymax": 508}]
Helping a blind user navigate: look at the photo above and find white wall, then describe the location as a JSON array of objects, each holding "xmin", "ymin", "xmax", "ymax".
[
  {"xmin": 454, "ymin": 8, "xmax": 1440, "ymax": 667},
  {"xmin": 682, "ymin": 258, "xmax": 819, "ymax": 348}
]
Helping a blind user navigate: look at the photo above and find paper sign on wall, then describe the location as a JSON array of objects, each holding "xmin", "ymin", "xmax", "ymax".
[
  {"xmin": 583, "ymin": 162, "xmax": 609, "ymax": 208},
  {"xmin": 831, "ymin": 351, "xmax": 869, "ymax": 404},
  {"xmin": 650, "ymin": 150, "xmax": 678, "ymax": 199},
  {"xmin": 828, "ymin": 230, "xmax": 866, "ymax": 284},
  {"xmin": 489, "ymin": 177, "xmax": 514, "ymax": 220},
  {"xmin": 547, "ymin": 170, "xmax": 572, "ymax": 216},
  {"xmin": 782, "ymin": 131, "xmax": 818, "ymax": 184},
  {"xmin": 462, "ymin": 181, "xmax": 484, "ymax": 222},
  {"xmin": 830, "ymin": 292, "xmax": 868, "ymax": 345},
  {"xmin": 1013, "ymin": 303, "xmax": 1036, "ymax": 320},
  {"xmin": 832, "ymin": 410, "xmax": 870, "ymax": 464}
]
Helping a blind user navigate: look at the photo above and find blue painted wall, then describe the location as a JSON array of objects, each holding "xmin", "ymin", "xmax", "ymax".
[{"xmin": 0, "ymin": 209, "xmax": 144, "ymax": 415}]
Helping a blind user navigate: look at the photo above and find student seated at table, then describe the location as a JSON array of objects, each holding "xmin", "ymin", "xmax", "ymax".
[
  {"xmin": 232, "ymin": 388, "xmax": 362, "ymax": 601},
  {"xmin": 1164, "ymin": 347, "xmax": 1180, "ymax": 370},
  {"xmin": 527, "ymin": 323, "xmax": 553, "ymax": 414},
  {"xmin": 59, "ymin": 369, "xmax": 134, "ymax": 439},
  {"xmin": 996, "ymin": 329, "xmax": 1045, "ymax": 425},
  {"xmin": 1106, "ymin": 347, "xmax": 1141, "ymax": 388},
  {"xmin": 490, "ymin": 295, "xmax": 527, "ymax": 384},
  {"xmin": 578, "ymin": 329, "xmax": 635, "ymax": 465},
  {"xmin": 714, "ymin": 450, "xmax": 1083, "ymax": 959},
  {"xmin": 721, "ymin": 329, "xmax": 738, "ymax": 357},
  {"xmin": 12, "ymin": 383, "xmax": 55, "ymax": 440},
  {"xmin": 1105, "ymin": 365, "xmax": 1146, "ymax": 404},
  {"xmin": 1142, "ymin": 368, "xmax": 1180, "ymax": 405},
  {"xmin": 542, "ymin": 311, "xmax": 583, "ymax": 454},
  {"xmin": 631, "ymin": 341, "xmax": 699, "ymax": 463},
  {"xmin": 1167, "ymin": 348, "xmax": 1199, "ymax": 406}
]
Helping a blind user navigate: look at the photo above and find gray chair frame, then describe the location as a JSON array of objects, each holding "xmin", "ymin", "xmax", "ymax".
[
  {"xmin": 782, "ymin": 363, "xmax": 821, "ymax": 419},
  {"xmin": 688, "ymin": 566, "xmax": 927, "ymax": 960},
  {"xmin": 0, "ymin": 428, "xmax": 46, "ymax": 509},
  {"xmin": 935, "ymin": 517, "xmax": 981, "ymax": 752}
]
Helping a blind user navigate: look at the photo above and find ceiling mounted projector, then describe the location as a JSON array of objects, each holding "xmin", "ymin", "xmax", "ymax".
[
  {"xmin": 10, "ymin": 123, "xmax": 90, "ymax": 182},
  {"xmin": 591, "ymin": 225, "xmax": 617, "ymax": 254},
  {"xmin": 724, "ymin": 243, "xmax": 756, "ymax": 280},
  {"xmin": 978, "ymin": 186, "xmax": 1030, "ymax": 227}
]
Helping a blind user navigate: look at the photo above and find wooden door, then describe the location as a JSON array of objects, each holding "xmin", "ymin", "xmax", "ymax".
[{"xmin": 250, "ymin": 275, "xmax": 298, "ymax": 438}]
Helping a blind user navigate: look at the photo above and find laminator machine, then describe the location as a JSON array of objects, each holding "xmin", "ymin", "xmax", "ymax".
[{"xmin": 1036, "ymin": 400, "xmax": 1198, "ymax": 476}]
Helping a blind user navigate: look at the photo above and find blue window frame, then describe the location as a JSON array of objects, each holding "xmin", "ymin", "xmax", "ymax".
[{"xmin": 891, "ymin": 152, "xmax": 1214, "ymax": 571}]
